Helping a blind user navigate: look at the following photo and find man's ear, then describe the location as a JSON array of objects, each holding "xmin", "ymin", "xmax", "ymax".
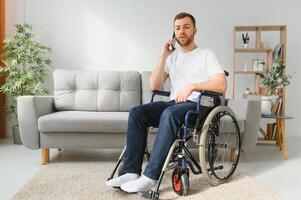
[{"xmin": 194, "ymin": 27, "xmax": 197, "ymax": 35}]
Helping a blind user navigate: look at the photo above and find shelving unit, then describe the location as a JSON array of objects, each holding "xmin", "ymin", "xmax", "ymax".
[
  {"xmin": 232, "ymin": 25, "xmax": 290, "ymax": 159},
  {"xmin": 232, "ymin": 25, "xmax": 287, "ymax": 115}
]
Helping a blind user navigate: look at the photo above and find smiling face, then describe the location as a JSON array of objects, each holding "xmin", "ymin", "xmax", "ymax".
[{"xmin": 174, "ymin": 16, "xmax": 197, "ymax": 47}]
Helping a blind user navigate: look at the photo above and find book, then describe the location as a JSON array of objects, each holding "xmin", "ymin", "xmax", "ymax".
[
  {"xmin": 272, "ymin": 122, "xmax": 277, "ymax": 140},
  {"xmin": 266, "ymin": 123, "xmax": 273, "ymax": 140},
  {"xmin": 270, "ymin": 96, "xmax": 283, "ymax": 115},
  {"xmin": 271, "ymin": 97, "xmax": 280, "ymax": 115},
  {"xmin": 276, "ymin": 97, "xmax": 283, "ymax": 116}
]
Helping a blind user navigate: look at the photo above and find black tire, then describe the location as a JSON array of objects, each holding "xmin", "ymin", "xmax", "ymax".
[
  {"xmin": 172, "ymin": 168, "xmax": 190, "ymax": 196},
  {"xmin": 199, "ymin": 106, "xmax": 241, "ymax": 186}
]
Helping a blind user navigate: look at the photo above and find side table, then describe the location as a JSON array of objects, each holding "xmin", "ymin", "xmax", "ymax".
[{"xmin": 261, "ymin": 114, "xmax": 293, "ymax": 160}]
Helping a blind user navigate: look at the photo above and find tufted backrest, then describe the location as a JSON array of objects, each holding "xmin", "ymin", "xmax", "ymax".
[{"xmin": 53, "ymin": 69, "xmax": 141, "ymax": 111}]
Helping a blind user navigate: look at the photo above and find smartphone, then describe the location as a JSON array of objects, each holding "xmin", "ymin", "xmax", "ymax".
[{"xmin": 170, "ymin": 32, "xmax": 176, "ymax": 51}]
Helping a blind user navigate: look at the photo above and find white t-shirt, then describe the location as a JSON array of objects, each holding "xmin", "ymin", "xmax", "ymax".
[{"xmin": 165, "ymin": 47, "xmax": 224, "ymax": 101}]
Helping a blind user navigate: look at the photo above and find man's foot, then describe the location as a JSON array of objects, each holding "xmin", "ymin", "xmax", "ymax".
[
  {"xmin": 120, "ymin": 175, "xmax": 157, "ymax": 193},
  {"xmin": 106, "ymin": 173, "xmax": 139, "ymax": 188}
]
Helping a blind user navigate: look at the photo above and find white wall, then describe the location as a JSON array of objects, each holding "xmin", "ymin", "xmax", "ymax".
[
  {"xmin": 6, "ymin": 0, "xmax": 301, "ymax": 137},
  {"xmin": 5, "ymin": 0, "xmax": 24, "ymax": 34}
]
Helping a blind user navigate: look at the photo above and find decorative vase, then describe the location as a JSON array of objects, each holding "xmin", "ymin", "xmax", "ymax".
[
  {"xmin": 243, "ymin": 43, "xmax": 249, "ymax": 48},
  {"xmin": 261, "ymin": 96, "xmax": 272, "ymax": 115}
]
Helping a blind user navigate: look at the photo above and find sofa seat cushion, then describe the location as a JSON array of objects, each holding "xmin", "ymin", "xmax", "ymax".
[{"xmin": 38, "ymin": 111, "xmax": 129, "ymax": 133}]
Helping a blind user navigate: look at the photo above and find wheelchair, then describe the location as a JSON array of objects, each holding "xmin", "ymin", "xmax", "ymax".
[{"xmin": 107, "ymin": 82, "xmax": 241, "ymax": 199}]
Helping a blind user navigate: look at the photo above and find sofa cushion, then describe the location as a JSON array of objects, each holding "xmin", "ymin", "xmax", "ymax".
[
  {"xmin": 53, "ymin": 70, "xmax": 141, "ymax": 111},
  {"xmin": 38, "ymin": 111, "xmax": 129, "ymax": 133}
]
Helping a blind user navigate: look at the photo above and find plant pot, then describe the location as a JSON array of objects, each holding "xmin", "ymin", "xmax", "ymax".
[
  {"xmin": 243, "ymin": 43, "xmax": 249, "ymax": 48},
  {"xmin": 261, "ymin": 96, "xmax": 272, "ymax": 115},
  {"xmin": 259, "ymin": 87, "xmax": 267, "ymax": 95},
  {"xmin": 12, "ymin": 125, "xmax": 22, "ymax": 145}
]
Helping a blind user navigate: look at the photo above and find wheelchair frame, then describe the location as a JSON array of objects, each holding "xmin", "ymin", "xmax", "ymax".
[{"xmin": 108, "ymin": 89, "xmax": 241, "ymax": 199}]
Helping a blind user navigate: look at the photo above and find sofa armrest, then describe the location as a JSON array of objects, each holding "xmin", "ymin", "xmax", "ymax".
[
  {"xmin": 17, "ymin": 96, "xmax": 55, "ymax": 149},
  {"xmin": 227, "ymin": 99, "xmax": 261, "ymax": 151}
]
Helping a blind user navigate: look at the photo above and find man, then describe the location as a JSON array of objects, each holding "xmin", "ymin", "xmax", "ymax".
[{"xmin": 106, "ymin": 12, "xmax": 226, "ymax": 193}]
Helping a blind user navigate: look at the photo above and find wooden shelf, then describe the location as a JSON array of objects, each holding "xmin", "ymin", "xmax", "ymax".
[
  {"xmin": 243, "ymin": 93, "xmax": 284, "ymax": 97},
  {"xmin": 244, "ymin": 93, "xmax": 265, "ymax": 96},
  {"xmin": 235, "ymin": 25, "xmax": 287, "ymax": 31},
  {"xmin": 235, "ymin": 70, "xmax": 264, "ymax": 74},
  {"xmin": 257, "ymin": 139, "xmax": 277, "ymax": 145},
  {"xmin": 235, "ymin": 48, "xmax": 272, "ymax": 53}
]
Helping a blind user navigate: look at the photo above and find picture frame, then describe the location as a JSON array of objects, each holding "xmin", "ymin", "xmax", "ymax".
[{"xmin": 252, "ymin": 59, "xmax": 265, "ymax": 71}]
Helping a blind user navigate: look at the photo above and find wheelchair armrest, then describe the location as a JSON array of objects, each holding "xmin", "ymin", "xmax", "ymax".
[
  {"xmin": 197, "ymin": 90, "xmax": 224, "ymax": 105},
  {"xmin": 151, "ymin": 90, "xmax": 171, "ymax": 103},
  {"xmin": 152, "ymin": 90, "xmax": 171, "ymax": 97},
  {"xmin": 199, "ymin": 90, "xmax": 223, "ymax": 98},
  {"xmin": 195, "ymin": 90, "xmax": 224, "ymax": 116}
]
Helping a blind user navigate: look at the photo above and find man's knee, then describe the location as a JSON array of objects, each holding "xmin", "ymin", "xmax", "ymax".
[
  {"xmin": 129, "ymin": 105, "xmax": 144, "ymax": 118},
  {"xmin": 160, "ymin": 108, "xmax": 178, "ymax": 123},
  {"xmin": 159, "ymin": 108, "xmax": 180, "ymax": 138}
]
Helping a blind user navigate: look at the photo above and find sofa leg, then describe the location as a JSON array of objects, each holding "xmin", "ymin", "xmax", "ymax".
[{"xmin": 41, "ymin": 148, "xmax": 50, "ymax": 165}]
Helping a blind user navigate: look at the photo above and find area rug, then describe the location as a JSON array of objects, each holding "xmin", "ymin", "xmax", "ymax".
[{"xmin": 12, "ymin": 162, "xmax": 281, "ymax": 200}]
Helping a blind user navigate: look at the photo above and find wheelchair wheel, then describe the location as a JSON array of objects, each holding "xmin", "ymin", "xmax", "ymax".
[
  {"xmin": 199, "ymin": 106, "xmax": 241, "ymax": 186},
  {"xmin": 172, "ymin": 167, "xmax": 189, "ymax": 196}
]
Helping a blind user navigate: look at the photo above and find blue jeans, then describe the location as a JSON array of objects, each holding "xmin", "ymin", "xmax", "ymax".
[{"xmin": 121, "ymin": 100, "xmax": 197, "ymax": 180}]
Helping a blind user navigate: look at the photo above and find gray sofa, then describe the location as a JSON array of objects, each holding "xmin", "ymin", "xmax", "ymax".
[{"xmin": 17, "ymin": 69, "xmax": 261, "ymax": 164}]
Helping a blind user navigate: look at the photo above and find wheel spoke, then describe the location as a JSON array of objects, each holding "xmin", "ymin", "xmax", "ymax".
[{"xmin": 199, "ymin": 106, "xmax": 241, "ymax": 185}]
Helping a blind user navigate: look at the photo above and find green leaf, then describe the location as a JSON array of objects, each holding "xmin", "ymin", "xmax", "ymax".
[
  {"xmin": 0, "ymin": 23, "xmax": 52, "ymax": 119},
  {"xmin": 260, "ymin": 60, "xmax": 292, "ymax": 95}
]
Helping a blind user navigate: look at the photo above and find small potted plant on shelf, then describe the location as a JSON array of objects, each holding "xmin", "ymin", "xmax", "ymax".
[
  {"xmin": 0, "ymin": 24, "xmax": 52, "ymax": 144},
  {"xmin": 242, "ymin": 33, "xmax": 250, "ymax": 48},
  {"xmin": 260, "ymin": 59, "xmax": 292, "ymax": 115}
]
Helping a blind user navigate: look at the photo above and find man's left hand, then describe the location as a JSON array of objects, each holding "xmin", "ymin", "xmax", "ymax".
[{"xmin": 175, "ymin": 84, "xmax": 195, "ymax": 103}]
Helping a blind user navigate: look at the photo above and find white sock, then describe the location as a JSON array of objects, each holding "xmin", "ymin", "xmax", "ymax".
[
  {"xmin": 106, "ymin": 173, "xmax": 139, "ymax": 188},
  {"xmin": 120, "ymin": 175, "xmax": 157, "ymax": 193}
]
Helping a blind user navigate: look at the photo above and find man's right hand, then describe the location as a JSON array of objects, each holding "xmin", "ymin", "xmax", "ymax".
[
  {"xmin": 161, "ymin": 39, "xmax": 175, "ymax": 57},
  {"xmin": 150, "ymin": 38, "xmax": 174, "ymax": 90}
]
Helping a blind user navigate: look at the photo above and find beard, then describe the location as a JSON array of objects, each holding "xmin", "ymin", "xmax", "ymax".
[{"xmin": 176, "ymin": 34, "xmax": 194, "ymax": 47}]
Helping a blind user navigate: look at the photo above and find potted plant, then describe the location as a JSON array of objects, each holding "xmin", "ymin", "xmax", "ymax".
[
  {"xmin": 0, "ymin": 24, "xmax": 52, "ymax": 144},
  {"xmin": 260, "ymin": 59, "xmax": 292, "ymax": 115},
  {"xmin": 242, "ymin": 33, "xmax": 250, "ymax": 48}
]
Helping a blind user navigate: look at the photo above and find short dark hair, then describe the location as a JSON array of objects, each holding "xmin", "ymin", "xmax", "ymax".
[{"xmin": 173, "ymin": 12, "xmax": 196, "ymax": 27}]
